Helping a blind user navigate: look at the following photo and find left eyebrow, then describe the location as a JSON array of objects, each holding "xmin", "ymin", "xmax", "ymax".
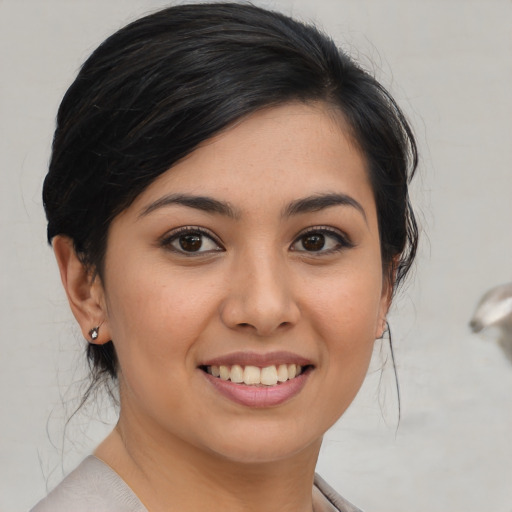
[
  {"xmin": 139, "ymin": 193, "xmax": 240, "ymax": 219},
  {"xmin": 282, "ymin": 193, "xmax": 367, "ymax": 223}
]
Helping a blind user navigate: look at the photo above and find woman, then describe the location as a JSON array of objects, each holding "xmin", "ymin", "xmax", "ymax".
[{"xmin": 32, "ymin": 2, "xmax": 418, "ymax": 511}]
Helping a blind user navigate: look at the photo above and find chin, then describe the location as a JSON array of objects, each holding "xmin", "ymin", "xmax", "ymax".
[
  {"xmin": 198, "ymin": 420, "xmax": 324, "ymax": 465},
  {"xmin": 212, "ymin": 441, "xmax": 318, "ymax": 466}
]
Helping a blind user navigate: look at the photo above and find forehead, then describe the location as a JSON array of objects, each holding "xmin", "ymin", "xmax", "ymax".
[{"xmin": 129, "ymin": 102, "xmax": 375, "ymax": 219}]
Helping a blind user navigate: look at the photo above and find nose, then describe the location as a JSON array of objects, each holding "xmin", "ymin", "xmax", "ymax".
[{"xmin": 219, "ymin": 253, "xmax": 300, "ymax": 337}]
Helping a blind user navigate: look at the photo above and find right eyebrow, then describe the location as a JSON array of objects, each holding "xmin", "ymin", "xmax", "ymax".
[
  {"xmin": 282, "ymin": 192, "xmax": 367, "ymax": 224},
  {"xmin": 138, "ymin": 193, "xmax": 240, "ymax": 219}
]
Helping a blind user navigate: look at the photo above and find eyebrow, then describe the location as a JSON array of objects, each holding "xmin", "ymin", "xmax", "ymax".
[
  {"xmin": 139, "ymin": 191, "xmax": 366, "ymax": 222},
  {"xmin": 283, "ymin": 193, "xmax": 367, "ymax": 222},
  {"xmin": 139, "ymin": 193, "xmax": 239, "ymax": 219}
]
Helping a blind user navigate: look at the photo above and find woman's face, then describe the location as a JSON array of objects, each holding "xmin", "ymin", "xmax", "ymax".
[{"xmin": 98, "ymin": 102, "xmax": 390, "ymax": 463}]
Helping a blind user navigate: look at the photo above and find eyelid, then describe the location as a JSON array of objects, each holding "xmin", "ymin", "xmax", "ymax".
[
  {"xmin": 159, "ymin": 226, "xmax": 225, "ymax": 254},
  {"xmin": 290, "ymin": 226, "xmax": 354, "ymax": 253}
]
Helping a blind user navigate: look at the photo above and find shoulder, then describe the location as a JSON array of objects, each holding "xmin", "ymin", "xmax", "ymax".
[
  {"xmin": 31, "ymin": 460, "xmax": 359, "ymax": 512},
  {"xmin": 314, "ymin": 474, "xmax": 364, "ymax": 512},
  {"xmin": 30, "ymin": 456, "xmax": 147, "ymax": 512}
]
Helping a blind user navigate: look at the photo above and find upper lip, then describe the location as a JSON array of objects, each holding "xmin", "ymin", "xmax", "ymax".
[{"xmin": 199, "ymin": 351, "xmax": 314, "ymax": 368}]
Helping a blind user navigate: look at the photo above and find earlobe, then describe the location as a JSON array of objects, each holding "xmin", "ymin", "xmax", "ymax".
[
  {"xmin": 376, "ymin": 317, "xmax": 389, "ymax": 340},
  {"xmin": 52, "ymin": 236, "xmax": 111, "ymax": 344},
  {"xmin": 375, "ymin": 299, "xmax": 390, "ymax": 339},
  {"xmin": 376, "ymin": 259, "xmax": 396, "ymax": 339}
]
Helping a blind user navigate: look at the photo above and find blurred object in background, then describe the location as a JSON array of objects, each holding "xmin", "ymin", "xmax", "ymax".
[{"xmin": 470, "ymin": 282, "xmax": 512, "ymax": 364}]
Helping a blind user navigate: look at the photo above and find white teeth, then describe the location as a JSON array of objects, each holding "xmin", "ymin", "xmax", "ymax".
[
  {"xmin": 243, "ymin": 365, "xmax": 261, "ymax": 385},
  {"xmin": 230, "ymin": 364, "xmax": 244, "ymax": 383},
  {"xmin": 219, "ymin": 365, "xmax": 230, "ymax": 381},
  {"xmin": 277, "ymin": 364, "xmax": 288, "ymax": 382},
  {"xmin": 260, "ymin": 366, "xmax": 278, "ymax": 386},
  {"xmin": 208, "ymin": 363, "xmax": 306, "ymax": 386}
]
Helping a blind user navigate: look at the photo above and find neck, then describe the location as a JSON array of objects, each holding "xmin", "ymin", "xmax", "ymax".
[{"xmin": 95, "ymin": 414, "xmax": 321, "ymax": 512}]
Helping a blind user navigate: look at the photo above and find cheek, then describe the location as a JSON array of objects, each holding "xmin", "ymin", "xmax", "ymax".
[
  {"xmin": 306, "ymin": 267, "xmax": 384, "ymax": 378},
  {"xmin": 103, "ymin": 275, "xmax": 213, "ymax": 415},
  {"xmin": 104, "ymin": 266, "xmax": 219, "ymax": 373},
  {"xmin": 308, "ymin": 268, "xmax": 384, "ymax": 335}
]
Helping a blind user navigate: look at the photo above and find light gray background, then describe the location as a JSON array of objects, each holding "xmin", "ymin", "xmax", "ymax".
[{"xmin": 1, "ymin": 1, "xmax": 511, "ymax": 511}]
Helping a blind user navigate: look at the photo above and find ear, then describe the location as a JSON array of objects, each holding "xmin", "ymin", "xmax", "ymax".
[
  {"xmin": 375, "ymin": 257, "xmax": 398, "ymax": 339},
  {"xmin": 53, "ymin": 235, "xmax": 111, "ymax": 344}
]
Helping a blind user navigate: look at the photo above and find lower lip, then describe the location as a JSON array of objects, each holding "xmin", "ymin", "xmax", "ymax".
[{"xmin": 201, "ymin": 368, "xmax": 311, "ymax": 408}]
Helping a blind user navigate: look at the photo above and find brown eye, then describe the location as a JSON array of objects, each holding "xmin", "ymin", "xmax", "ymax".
[
  {"xmin": 291, "ymin": 228, "xmax": 351, "ymax": 254},
  {"xmin": 301, "ymin": 233, "xmax": 325, "ymax": 251},
  {"xmin": 179, "ymin": 234, "xmax": 202, "ymax": 252},
  {"xmin": 163, "ymin": 227, "xmax": 223, "ymax": 255}
]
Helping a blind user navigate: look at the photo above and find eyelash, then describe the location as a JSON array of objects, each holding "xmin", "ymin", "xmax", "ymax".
[
  {"xmin": 290, "ymin": 227, "xmax": 354, "ymax": 255},
  {"xmin": 159, "ymin": 226, "xmax": 353, "ymax": 256},
  {"xmin": 160, "ymin": 226, "xmax": 224, "ymax": 255}
]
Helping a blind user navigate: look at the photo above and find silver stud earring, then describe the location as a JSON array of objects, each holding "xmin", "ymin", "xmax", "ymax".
[{"xmin": 89, "ymin": 326, "xmax": 99, "ymax": 341}]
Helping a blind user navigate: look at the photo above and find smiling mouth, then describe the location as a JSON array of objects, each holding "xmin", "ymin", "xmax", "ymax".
[{"xmin": 200, "ymin": 364, "xmax": 310, "ymax": 386}]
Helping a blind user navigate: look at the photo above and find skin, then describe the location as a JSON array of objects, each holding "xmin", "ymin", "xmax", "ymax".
[{"xmin": 54, "ymin": 102, "xmax": 392, "ymax": 512}]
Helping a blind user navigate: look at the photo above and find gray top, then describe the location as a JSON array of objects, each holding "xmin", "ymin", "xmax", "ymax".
[{"xmin": 31, "ymin": 456, "xmax": 362, "ymax": 512}]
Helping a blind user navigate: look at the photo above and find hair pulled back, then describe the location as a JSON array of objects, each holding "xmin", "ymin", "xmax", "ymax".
[{"xmin": 43, "ymin": 2, "xmax": 418, "ymax": 387}]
